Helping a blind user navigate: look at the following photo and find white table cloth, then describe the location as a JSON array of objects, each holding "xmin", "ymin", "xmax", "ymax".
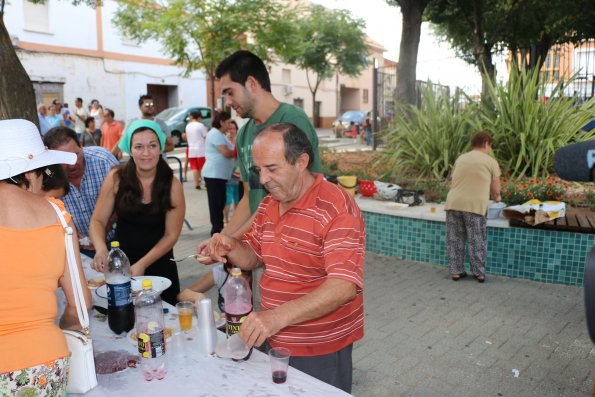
[{"xmin": 72, "ymin": 292, "xmax": 353, "ymax": 396}]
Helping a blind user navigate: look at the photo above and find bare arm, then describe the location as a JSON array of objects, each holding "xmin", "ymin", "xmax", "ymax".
[
  {"xmin": 130, "ymin": 178, "xmax": 185, "ymax": 276},
  {"xmin": 223, "ymin": 181, "xmax": 252, "ymax": 237},
  {"xmin": 208, "ymin": 233, "xmax": 260, "ymax": 271},
  {"xmin": 239, "ymin": 278, "xmax": 357, "ymax": 348},
  {"xmin": 491, "ymin": 177, "xmax": 501, "ymax": 202},
  {"xmin": 177, "ymin": 271, "xmax": 214, "ymax": 303},
  {"xmin": 59, "ymin": 221, "xmax": 93, "ymax": 330},
  {"xmin": 89, "ymin": 170, "xmax": 118, "ymax": 271},
  {"xmin": 216, "ymin": 144, "xmax": 234, "ymax": 158},
  {"xmin": 196, "ymin": 181, "xmax": 252, "ymax": 261}
]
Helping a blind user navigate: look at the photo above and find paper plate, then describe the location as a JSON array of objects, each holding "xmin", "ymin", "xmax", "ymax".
[{"xmin": 95, "ymin": 276, "xmax": 172, "ymax": 299}]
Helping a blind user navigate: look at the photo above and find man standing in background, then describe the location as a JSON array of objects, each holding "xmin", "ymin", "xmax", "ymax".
[{"xmin": 73, "ymin": 97, "xmax": 87, "ymax": 142}]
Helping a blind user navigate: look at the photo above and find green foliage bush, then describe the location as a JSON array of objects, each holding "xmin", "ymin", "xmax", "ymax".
[
  {"xmin": 378, "ymin": 67, "xmax": 595, "ymax": 185},
  {"xmin": 478, "ymin": 66, "xmax": 595, "ymax": 179},
  {"xmin": 377, "ymin": 83, "xmax": 479, "ymax": 181}
]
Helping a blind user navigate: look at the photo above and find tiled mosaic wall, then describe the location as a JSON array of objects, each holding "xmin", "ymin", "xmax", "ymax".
[{"xmin": 364, "ymin": 211, "xmax": 595, "ymax": 286}]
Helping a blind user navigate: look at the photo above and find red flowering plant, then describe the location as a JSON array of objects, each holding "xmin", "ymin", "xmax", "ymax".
[{"xmin": 500, "ymin": 175, "xmax": 567, "ymax": 206}]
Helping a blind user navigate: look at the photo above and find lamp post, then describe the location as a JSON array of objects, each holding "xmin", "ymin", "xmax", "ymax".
[{"xmin": 372, "ymin": 57, "xmax": 379, "ymax": 150}]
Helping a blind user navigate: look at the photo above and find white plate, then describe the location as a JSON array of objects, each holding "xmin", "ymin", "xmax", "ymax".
[
  {"xmin": 131, "ymin": 276, "xmax": 172, "ymax": 293},
  {"xmin": 95, "ymin": 276, "xmax": 172, "ymax": 299}
]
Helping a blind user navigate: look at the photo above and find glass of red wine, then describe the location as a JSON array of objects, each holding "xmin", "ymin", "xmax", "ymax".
[{"xmin": 268, "ymin": 347, "xmax": 291, "ymax": 384}]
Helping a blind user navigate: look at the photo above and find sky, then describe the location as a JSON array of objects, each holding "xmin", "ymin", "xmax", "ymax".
[{"xmin": 310, "ymin": 0, "xmax": 507, "ymax": 95}]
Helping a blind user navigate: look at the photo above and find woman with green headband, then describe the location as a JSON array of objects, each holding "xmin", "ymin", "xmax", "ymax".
[{"xmin": 89, "ymin": 119, "xmax": 186, "ymax": 304}]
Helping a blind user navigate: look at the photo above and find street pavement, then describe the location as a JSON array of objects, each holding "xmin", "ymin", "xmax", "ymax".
[{"xmin": 169, "ymin": 138, "xmax": 595, "ymax": 397}]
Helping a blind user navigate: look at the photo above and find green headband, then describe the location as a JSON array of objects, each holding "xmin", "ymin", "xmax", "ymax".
[{"xmin": 119, "ymin": 119, "xmax": 166, "ymax": 154}]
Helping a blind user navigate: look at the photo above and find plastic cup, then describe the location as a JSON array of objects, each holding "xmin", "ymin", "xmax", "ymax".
[
  {"xmin": 268, "ymin": 347, "xmax": 291, "ymax": 384},
  {"xmin": 176, "ymin": 301, "xmax": 194, "ymax": 332},
  {"xmin": 430, "ymin": 206, "xmax": 437, "ymax": 213}
]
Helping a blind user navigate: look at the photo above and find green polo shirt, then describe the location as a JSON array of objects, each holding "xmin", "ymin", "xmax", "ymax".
[{"xmin": 236, "ymin": 103, "xmax": 323, "ymax": 214}]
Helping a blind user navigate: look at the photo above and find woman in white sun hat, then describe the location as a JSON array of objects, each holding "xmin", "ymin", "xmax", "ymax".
[{"xmin": 0, "ymin": 119, "xmax": 92, "ymax": 396}]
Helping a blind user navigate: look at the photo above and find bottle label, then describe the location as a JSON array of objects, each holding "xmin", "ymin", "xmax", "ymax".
[
  {"xmin": 225, "ymin": 310, "xmax": 252, "ymax": 337},
  {"xmin": 138, "ymin": 329, "xmax": 166, "ymax": 358},
  {"xmin": 106, "ymin": 281, "xmax": 132, "ymax": 307}
]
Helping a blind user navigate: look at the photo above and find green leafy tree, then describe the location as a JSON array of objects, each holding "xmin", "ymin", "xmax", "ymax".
[
  {"xmin": 386, "ymin": 0, "xmax": 431, "ymax": 107},
  {"xmin": 113, "ymin": 0, "xmax": 298, "ymax": 113},
  {"xmin": 425, "ymin": 0, "xmax": 595, "ymax": 98},
  {"xmin": 281, "ymin": 4, "xmax": 368, "ymax": 124},
  {"xmin": 0, "ymin": 0, "xmax": 97, "ymax": 125}
]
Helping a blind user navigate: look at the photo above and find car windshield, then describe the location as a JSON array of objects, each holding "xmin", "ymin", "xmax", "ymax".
[
  {"xmin": 341, "ymin": 111, "xmax": 366, "ymax": 121},
  {"xmin": 156, "ymin": 107, "xmax": 184, "ymax": 121}
]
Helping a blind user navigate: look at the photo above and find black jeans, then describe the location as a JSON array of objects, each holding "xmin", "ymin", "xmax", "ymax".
[{"xmin": 204, "ymin": 177, "xmax": 228, "ymax": 235}]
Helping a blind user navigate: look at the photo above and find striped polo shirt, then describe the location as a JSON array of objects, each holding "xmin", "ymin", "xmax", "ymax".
[{"xmin": 244, "ymin": 174, "xmax": 365, "ymax": 356}]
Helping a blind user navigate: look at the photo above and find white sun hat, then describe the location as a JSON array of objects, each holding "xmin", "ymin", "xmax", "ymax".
[{"xmin": 0, "ymin": 119, "xmax": 76, "ymax": 180}]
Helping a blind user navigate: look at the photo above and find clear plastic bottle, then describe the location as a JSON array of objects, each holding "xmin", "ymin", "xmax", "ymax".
[
  {"xmin": 105, "ymin": 241, "xmax": 134, "ymax": 334},
  {"xmin": 224, "ymin": 267, "xmax": 252, "ymax": 360},
  {"xmin": 135, "ymin": 279, "xmax": 168, "ymax": 381}
]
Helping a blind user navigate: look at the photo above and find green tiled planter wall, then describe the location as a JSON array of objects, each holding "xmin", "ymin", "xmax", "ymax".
[{"xmin": 363, "ymin": 211, "xmax": 595, "ymax": 286}]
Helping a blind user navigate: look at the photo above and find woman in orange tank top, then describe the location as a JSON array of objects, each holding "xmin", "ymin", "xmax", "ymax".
[{"xmin": 0, "ymin": 119, "xmax": 92, "ymax": 396}]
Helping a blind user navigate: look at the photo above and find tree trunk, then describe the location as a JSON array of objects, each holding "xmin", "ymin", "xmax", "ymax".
[
  {"xmin": 471, "ymin": 0, "xmax": 495, "ymax": 100},
  {"xmin": 395, "ymin": 0, "xmax": 429, "ymax": 108},
  {"xmin": 0, "ymin": 17, "xmax": 38, "ymax": 127},
  {"xmin": 209, "ymin": 73, "xmax": 216, "ymax": 114}
]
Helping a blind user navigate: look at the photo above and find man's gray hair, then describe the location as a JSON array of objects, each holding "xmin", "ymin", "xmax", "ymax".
[{"xmin": 256, "ymin": 122, "xmax": 314, "ymax": 168}]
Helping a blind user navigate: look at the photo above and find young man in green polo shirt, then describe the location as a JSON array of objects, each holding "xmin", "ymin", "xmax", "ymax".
[{"xmin": 197, "ymin": 50, "xmax": 322, "ymax": 254}]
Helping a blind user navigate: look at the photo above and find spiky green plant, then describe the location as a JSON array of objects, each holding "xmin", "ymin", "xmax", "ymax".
[
  {"xmin": 476, "ymin": 66, "xmax": 595, "ymax": 179},
  {"xmin": 377, "ymin": 84, "xmax": 479, "ymax": 180}
]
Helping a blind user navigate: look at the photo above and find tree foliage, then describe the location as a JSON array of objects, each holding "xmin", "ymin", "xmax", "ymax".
[
  {"xmin": 281, "ymin": 4, "xmax": 368, "ymax": 121},
  {"xmin": 425, "ymin": 0, "xmax": 595, "ymax": 98},
  {"xmin": 0, "ymin": 0, "xmax": 97, "ymax": 125},
  {"xmin": 113, "ymin": 0, "xmax": 299, "ymax": 112}
]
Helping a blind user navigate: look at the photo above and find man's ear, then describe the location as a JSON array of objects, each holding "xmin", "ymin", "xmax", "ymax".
[
  {"xmin": 245, "ymin": 76, "xmax": 260, "ymax": 93},
  {"xmin": 296, "ymin": 153, "xmax": 310, "ymax": 171}
]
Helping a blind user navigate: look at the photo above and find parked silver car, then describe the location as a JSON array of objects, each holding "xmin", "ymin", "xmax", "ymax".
[
  {"xmin": 156, "ymin": 106, "xmax": 212, "ymax": 147},
  {"xmin": 332, "ymin": 110, "xmax": 368, "ymax": 129}
]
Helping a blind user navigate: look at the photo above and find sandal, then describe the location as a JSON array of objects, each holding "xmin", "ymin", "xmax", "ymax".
[
  {"xmin": 474, "ymin": 274, "xmax": 486, "ymax": 283},
  {"xmin": 451, "ymin": 272, "xmax": 467, "ymax": 281}
]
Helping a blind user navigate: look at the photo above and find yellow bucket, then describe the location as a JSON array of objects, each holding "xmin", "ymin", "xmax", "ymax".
[{"xmin": 337, "ymin": 175, "xmax": 357, "ymax": 197}]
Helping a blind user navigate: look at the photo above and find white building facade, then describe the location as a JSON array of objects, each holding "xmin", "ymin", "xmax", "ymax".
[{"xmin": 5, "ymin": 0, "xmax": 207, "ymax": 122}]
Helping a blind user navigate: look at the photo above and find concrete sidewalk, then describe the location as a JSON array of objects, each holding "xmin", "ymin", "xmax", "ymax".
[{"xmin": 173, "ymin": 171, "xmax": 595, "ymax": 397}]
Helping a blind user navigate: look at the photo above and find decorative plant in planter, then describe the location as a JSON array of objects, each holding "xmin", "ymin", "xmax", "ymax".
[{"xmin": 501, "ymin": 176, "xmax": 567, "ymax": 205}]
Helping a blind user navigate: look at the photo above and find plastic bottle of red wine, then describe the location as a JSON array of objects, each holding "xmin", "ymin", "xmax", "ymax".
[
  {"xmin": 224, "ymin": 267, "xmax": 252, "ymax": 360},
  {"xmin": 105, "ymin": 241, "xmax": 134, "ymax": 334}
]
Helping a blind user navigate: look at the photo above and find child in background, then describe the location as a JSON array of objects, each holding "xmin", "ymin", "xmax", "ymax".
[{"xmin": 223, "ymin": 120, "xmax": 240, "ymax": 224}]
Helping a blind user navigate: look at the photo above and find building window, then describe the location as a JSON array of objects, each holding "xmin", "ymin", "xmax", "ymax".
[
  {"xmin": 23, "ymin": 0, "xmax": 50, "ymax": 33},
  {"xmin": 363, "ymin": 89, "xmax": 369, "ymax": 104},
  {"xmin": 282, "ymin": 69, "xmax": 291, "ymax": 84},
  {"xmin": 293, "ymin": 98, "xmax": 304, "ymax": 109}
]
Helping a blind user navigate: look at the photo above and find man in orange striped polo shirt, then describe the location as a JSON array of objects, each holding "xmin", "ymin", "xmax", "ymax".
[{"xmin": 209, "ymin": 122, "xmax": 365, "ymax": 393}]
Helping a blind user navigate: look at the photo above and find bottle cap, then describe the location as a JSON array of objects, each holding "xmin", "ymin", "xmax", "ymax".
[
  {"xmin": 231, "ymin": 267, "xmax": 242, "ymax": 276},
  {"xmin": 142, "ymin": 279, "xmax": 152, "ymax": 290},
  {"xmin": 110, "ymin": 241, "xmax": 120, "ymax": 248}
]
